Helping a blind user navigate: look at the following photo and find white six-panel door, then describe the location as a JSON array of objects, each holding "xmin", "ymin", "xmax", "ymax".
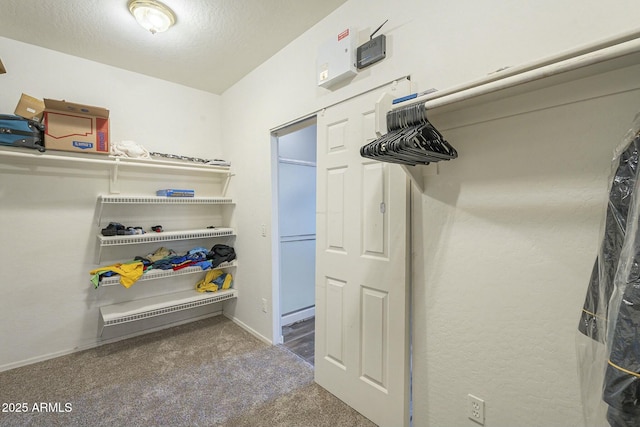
[{"xmin": 315, "ymin": 79, "xmax": 411, "ymax": 427}]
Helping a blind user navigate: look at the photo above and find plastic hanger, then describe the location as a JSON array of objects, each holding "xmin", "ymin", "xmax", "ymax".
[{"xmin": 361, "ymin": 102, "xmax": 457, "ymax": 165}]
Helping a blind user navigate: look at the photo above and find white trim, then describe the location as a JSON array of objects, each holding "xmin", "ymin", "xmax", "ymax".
[
  {"xmin": 278, "ymin": 158, "xmax": 317, "ymax": 167},
  {"xmin": 280, "ymin": 234, "xmax": 316, "ymax": 243},
  {"xmin": 225, "ymin": 314, "xmax": 273, "ymax": 345},
  {"xmin": 272, "ymin": 115, "xmax": 317, "ymax": 136},
  {"xmin": 281, "ymin": 307, "xmax": 315, "ymax": 327},
  {"xmin": 270, "ymin": 132, "xmax": 283, "ymax": 345},
  {"xmin": 271, "ymin": 119, "xmax": 319, "ymax": 346},
  {"xmin": 0, "ymin": 311, "xmax": 223, "ymax": 373},
  {"xmin": 269, "ymin": 77, "xmax": 411, "ymax": 134}
]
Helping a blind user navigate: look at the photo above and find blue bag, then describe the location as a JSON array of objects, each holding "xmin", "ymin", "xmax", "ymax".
[{"xmin": 0, "ymin": 114, "xmax": 45, "ymax": 152}]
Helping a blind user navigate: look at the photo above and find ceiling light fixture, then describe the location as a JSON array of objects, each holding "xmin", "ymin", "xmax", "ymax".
[{"xmin": 128, "ymin": 0, "xmax": 176, "ymax": 35}]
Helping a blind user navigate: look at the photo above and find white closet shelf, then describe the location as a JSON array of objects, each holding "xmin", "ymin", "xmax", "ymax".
[
  {"xmin": 96, "ymin": 195, "xmax": 235, "ymax": 226},
  {"xmin": 98, "ymin": 260, "xmax": 237, "ymax": 287},
  {"xmin": 377, "ymin": 34, "xmax": 640, "ymax": 192},
  {"xmin": 100, "ymin": 288, "xmax": 238, "ymax": 329},
  {"xmin": 0, "ymin": 149, "xmax": 233, "ymax": 194},
  {"xmin": 0, "ymin": 148, "xmax": 231, "ymax": 173},
  {"xmin": 98, "ymin": 195, "xmax": 234, "ymax": 204},
  {"xmin": 98, "ymin": 227, "xmax": 235, "ymax": 247},
  {"xmin": 95, "ymin": 228, "xmax": 235, "ymax": 263},
  {"xmin": 108, "ymin": 156, "xmax": 231, "ymax": 173}
]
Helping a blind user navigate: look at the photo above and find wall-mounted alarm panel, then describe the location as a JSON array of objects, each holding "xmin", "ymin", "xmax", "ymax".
[
  {"xmin": 317, "ymin": 28, "xmax": 357, "ymax": 88},
  {"xmin": 357, "ymin": 34, "xmax": 386, "ymax": 69}
]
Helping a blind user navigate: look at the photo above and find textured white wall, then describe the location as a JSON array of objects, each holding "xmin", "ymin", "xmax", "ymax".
[
  {"xmin": 0, "ymin": 37, "xmax": 221, "ymax": 159},
  {"xmin": 1, "ymin": 0, "xmax": 640, "ymax": 424},
  {"xmin": 0, "ymin": 37, "xmax": 223, "ymax": 370},
  {"xmin": 414, "ymin": 68, "xmax": 640, "ymax": 426},
  {"xmin": 220, "ymin": 0, "xmax": 640, "ymax": 425}
]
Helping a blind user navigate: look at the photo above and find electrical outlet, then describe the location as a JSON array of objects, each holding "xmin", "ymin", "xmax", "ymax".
[
  {"xmin": 468, "ymin": 394, "xmax": 484, "ymax": 425},
  {"xmin": 261, "ymin": 224, "xmax": 267, "ymax": 237},
  {"xmin": 261, "ymin": 298, "xmax": 268, "ymax": 313}
]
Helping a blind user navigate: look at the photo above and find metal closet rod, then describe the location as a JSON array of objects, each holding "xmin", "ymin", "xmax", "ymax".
[
  {"xmin": 413, "ymin": 30, "xmax": 640, "ymax": 111},
  {"xmin": 0, "ymin": 149, "xmax": 230, "ymax": 174}
]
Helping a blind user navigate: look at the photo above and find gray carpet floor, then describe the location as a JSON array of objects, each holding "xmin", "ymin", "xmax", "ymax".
[{"xmin": 0, "ymin": 316, "xmax": 376, "ymax": 427}]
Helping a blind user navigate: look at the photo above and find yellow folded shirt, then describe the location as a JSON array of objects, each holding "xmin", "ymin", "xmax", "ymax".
[
  {"xmin": 90, "ymin": 261, "xmax": 145, "ymax": 288},
  {"xmin": 196, "ymin": 269, "xmax": 233, "ymax": 293}
]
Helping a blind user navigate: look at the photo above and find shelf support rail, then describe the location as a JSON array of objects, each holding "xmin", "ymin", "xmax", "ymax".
[{"xmin": 110, "ymin": 158, "xmax": 121, "ymax": 194}]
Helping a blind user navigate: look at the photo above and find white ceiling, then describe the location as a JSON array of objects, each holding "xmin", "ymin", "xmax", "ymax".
[{"xmin": 0, "ymin": 0, "xmax": 347, "ymax": 94}]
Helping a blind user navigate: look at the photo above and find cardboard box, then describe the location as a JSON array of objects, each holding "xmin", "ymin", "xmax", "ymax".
[
  {"xmin": 43, "ymin": 99, "xmax": 110, "ymax": 154},
  {"xmin": 14, "ymin": 93, "xmax": 45, "ymax": 122}
]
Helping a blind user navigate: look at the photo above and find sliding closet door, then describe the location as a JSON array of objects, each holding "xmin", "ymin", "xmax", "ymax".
[{"xmin": 315, "ymin": 79, "xmax": 411, "ymax": 427}]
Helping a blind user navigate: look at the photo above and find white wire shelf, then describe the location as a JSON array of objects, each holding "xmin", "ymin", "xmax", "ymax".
[
  {"xmin": 95, "ymin": 228, "xmax": 235, "ymax": 263},
  {"xmin": 0, "ymin": 148, "xmax": 231, "ymax": 173},
  {"xmin": 96, "ymin": 195, "xmax": 235, "ymax": 225},
  {"xmin": 110, "ymin": 155, "xmax": 231, "ymax": 173},
  {"xmin": 0, "ymin": 148, "xmax": 233, "ymax": 194},
  {"xmin": 97, "ymin": 260, "xmax": 237, "ymax": 287},
  {"xmin": 99, "ymin": 288, "xmax": 238, "ymax": 330},
  {"xmin": 98, "ymin": 227, "xmax": 235, "ymax": 247},
  {"xmin": 98, "ymin": 195, "xmax": 234, "ymax": 204}
]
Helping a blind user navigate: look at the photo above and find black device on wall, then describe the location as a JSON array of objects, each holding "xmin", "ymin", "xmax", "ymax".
[{"xmin": 356, "ymin": 20, "xmax": 388, "ymax": 69}]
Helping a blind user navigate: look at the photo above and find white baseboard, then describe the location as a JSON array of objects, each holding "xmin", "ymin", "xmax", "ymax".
[
  {"xmin": 281, "ymin": 307, "xmax": 315, "ymax": 326},
  {"xmin": 0, "ymin": 341, "xmax": 98, "ymax": 373},
  {"xmin": 0, "ymin": 311, "xmax": 223, "ymax": 373},
  {"xmin": 1, "ymin": 311, "xmax": 275, "ymax": 373},
  {"xmin": 224, "ymin": 314, "xmax": 273, "ymax": 345}
]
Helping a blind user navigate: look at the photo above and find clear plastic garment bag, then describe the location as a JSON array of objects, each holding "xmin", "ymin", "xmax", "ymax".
[{"xmin": 578, "ymin": 113, "xmax": 640, "ymax": 427}]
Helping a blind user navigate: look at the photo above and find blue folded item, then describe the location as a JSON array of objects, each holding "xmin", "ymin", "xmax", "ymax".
[
  {"xmin": 195, "ymin": 260, "xmax": 213, "ymax": 270},
  {"xmin": 156, "ymin": 189, "xmax": 195, "ymax": 197},
  {"xmin": 189, "ymin": 247, "xmax": 209, "ymax": 255}
]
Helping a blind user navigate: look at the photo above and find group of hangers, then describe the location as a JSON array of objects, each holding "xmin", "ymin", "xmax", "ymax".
[{"xmin": 360, "ymin": 102, "xmax": 457, "ymax": 166}]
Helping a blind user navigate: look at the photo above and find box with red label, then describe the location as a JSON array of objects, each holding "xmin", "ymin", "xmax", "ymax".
[{"xmin": 43, "ymin": 99, "xmax": 110, "ymax": 154}]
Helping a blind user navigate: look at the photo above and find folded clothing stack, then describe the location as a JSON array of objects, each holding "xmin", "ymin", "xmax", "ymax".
[
  {"xmin": 101, "ymin": 222, "xmax": 145, "ymax": 236},
  {"xmin": 90, "ymin": 244, "xmax": 238, "ymax": 289},
  {"xmin": 207, "ymin": 244, "xmax": 236, "ymax": 267}
]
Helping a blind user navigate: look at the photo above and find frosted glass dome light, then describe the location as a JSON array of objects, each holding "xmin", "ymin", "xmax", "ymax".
[{"xmin": 128, "ymin": 0, "xmax": 176, "ymax": 34}]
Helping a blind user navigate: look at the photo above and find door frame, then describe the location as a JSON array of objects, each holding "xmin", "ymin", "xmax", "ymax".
[
  {"xmin": 269, "ymin": 79, "xmax": 414, "ymax": 425},
  {"xmin": 270, "ymin": 115, "xmax": 318, "ymax": 344}
]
